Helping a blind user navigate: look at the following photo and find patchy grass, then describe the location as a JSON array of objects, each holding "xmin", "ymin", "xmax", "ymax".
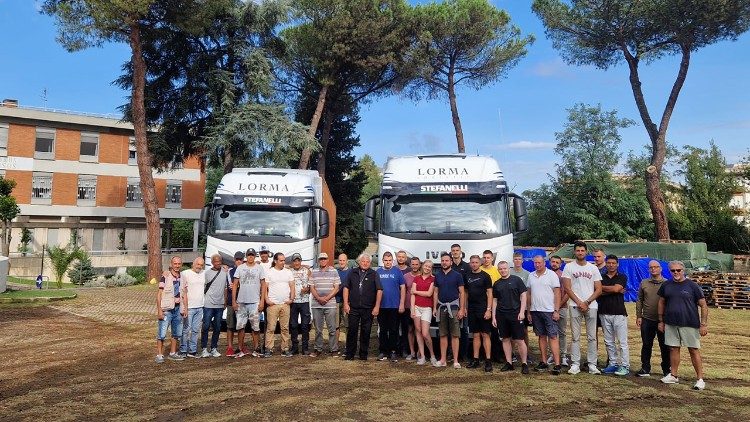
[
  {"xmin": 0, "ymin": 301, "xmax": 748, "ymax": 421},
  {"xmin": 0, "ymin": 289, "xmax": 76, "ymax": 300},
  {"xmin": 6, "ymin": 275, "xmax": 74, "ymax": 288}
]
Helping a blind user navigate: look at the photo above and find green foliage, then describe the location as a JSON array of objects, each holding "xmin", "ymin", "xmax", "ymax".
[
  {"xmin": 18, "ymin": 228, "xmax": 32, "ymax": 254},
  {"xmin": 126, "ymin": 266, "xmax": 147, "ymax": 284},
  {"xmin": 400, "ymin": 0, "xmax": 534, "ymax": 99},
  {"xmin": 0, "ymin": 176, "xmax": 21, "ymax": 256},
  {"xmin": 669, "ymin": 142, "xmax": 750, "ymax": 253},
  {"xmin": 517, "ymin": 104, "xmax": 652, "ymax": 246},
  {"xmin": 166, "ymin": 219, "xmax": 195, "ymax": 250},
  {"xmin": 555, "ymin": 103, "xmax": 635, "ymax": 179},
  {"xmin": 47, "ymin": 245, "xmax": 86, "ymax": 289},
  {"xmin": 280, "ymin": 0, "xmax": 411, "ymax": 95},
  {"xmin": 532, "ymin": 0, "xmax": 750, "ymax": 70},
  {"xmin": 68, "ymin": 253, "xmax": 97, "ymax": 285}
]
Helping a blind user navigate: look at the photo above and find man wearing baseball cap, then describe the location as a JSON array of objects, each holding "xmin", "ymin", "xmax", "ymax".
[
  {"xmin": 259, "ymin": 246, "xmax": 273, "ymax": 272},
  {"xmin": 232, "ymin": 248, "xmax": 265, "ymax": 358}
]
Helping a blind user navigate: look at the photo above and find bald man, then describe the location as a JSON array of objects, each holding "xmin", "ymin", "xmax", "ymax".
[{"xmin": 180, "ymin": 257, "xmax": 206, "ymax": 358}]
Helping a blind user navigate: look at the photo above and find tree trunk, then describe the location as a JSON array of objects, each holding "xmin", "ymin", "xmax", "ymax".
[
  {"xmin": 1, "ymin": 221, "xmax": 10, "ymax": 257},
  {"xmin": 299, "ymin": 84, "xmax": 328, "ymax": 170},
  {"xmin": 621, "ymin": 44, "xmax": 682, "ymax": 241},
  {"xmin": 222, "ymin": 149, "xmax": 235, "ymax": 175},
  {"xmin": 447, "ymin": 69, "xmax": 465, "ymax": 153},
  {"xmin": 129, "ymin": 21, "xmax": 162, "ymax": 282},
  {"xmin": 316, "ymin": 109, "xmax": 334, "ymax": 179}
]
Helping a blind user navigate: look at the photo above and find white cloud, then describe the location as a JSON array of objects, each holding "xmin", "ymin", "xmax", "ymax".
[
  {"xmin": 530, "ymin": 58, "xmax": 574, "ymax": 78},
  {"xmin": 501, "ymin": 141, "xmax": 556, "ymax": 150}
]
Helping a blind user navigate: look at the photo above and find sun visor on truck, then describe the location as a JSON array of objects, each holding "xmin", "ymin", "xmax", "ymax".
[
  {"xmin": 381, "ymin": 181, "xmax": 507, "ymax": 196},
  {"xmin": 212, "ymin": 194, "xmax": 313, "ymax": 208}
]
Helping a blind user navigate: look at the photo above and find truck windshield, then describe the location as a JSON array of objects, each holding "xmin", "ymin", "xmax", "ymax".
[
  {"xmin": 211, "ymin": 207, "xmax": 312, "ymax": 240},
  {"xmin": 381, "ymin": 195, "xmax": 509, "ymax": 236}
]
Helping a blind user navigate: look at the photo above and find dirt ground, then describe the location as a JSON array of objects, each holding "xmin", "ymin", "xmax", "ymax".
[{"xmin": 1, "ymin": 286, "xmax": 750, "ymax": 421}]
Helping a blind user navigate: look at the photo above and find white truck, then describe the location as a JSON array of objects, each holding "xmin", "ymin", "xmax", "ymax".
[
  {"xmin": 364, "ymin": 154, "xmax": 527, "ymax": 264},
  {"xmin": 199, "ymin": 168, "xmax": 333, "ymax": 267}
]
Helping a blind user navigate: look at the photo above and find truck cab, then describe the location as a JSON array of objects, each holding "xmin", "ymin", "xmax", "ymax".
[
  {"xmin": 364, "ymin": 154, "xmax": 527, "ymax": 264},
  {"xmin": 199, "ymin": 168, "xmax": 331, "ymax": 267}
]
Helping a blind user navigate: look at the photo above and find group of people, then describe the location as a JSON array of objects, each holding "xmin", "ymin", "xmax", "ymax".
[{"xmin": 154, "ymin": 241, "xmax": 710, "ymax": 390}]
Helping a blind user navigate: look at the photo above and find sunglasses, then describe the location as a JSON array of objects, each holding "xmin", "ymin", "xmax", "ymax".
[{"xmin": 669, "ymin": 269, "xmax": 683, "ymax": 273}]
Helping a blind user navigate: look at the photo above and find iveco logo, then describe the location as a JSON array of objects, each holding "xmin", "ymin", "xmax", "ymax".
[
  {"xmin": 244, "ymin": 197, "xmax": 282, "ymax": 204},
  {"xmin": 418, "ymin": 168, "xmax": 469, "ymax": 176},
  {"xmin": 238, "ymin": 183, "xmax": 289, "ymax": 192}
]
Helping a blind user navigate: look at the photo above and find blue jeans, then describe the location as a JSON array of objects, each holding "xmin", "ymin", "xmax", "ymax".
[
  {"xmin": 180, "ymin": 307, "xmax": 203, "ymax": 353},
  {"xmin": 201, "ymin": 307, "xmax": 223, "ymax": 350},
  {"xmin": 156, "ymin": 307, "xmax": 183, "ymax": 341}
]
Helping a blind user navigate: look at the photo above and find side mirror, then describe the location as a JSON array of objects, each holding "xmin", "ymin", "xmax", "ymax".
[
  {"xmin": 509, "ymin": 193, "xmax": 528, "ymax": 233},
  {"xmin": 199, "ymin": 205, "xmax": 210, "ymax": 235},
  {"xmin": 364, "ymin": 198, "xmax": 379, "ymax": 234},
  {"xmin": 318, "ymin": 208, "xmax": 330, "ymax": 239}
]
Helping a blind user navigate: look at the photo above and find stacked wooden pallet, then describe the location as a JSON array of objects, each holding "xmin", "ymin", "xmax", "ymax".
[
  {"xmin": 691, "ymin": 271, "xmax": 719, "ymax": 307},
  {"xmin": 712, "ymin": 273, "xmax": 750, "ymax": 310}
]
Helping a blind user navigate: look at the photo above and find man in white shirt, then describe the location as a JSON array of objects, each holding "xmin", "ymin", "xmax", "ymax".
[
  {"xmin": 562, "ymin": 241, "xmax": 603, "ymax": 375},
  {"xmin": 179, "ymin": 257, "xmax": 205, "ymax": 358},
  {"xmin": 263, "ymin": 252, "xmax": 295, "ymax": 357},
  {"xmin": 289, "ymin": 253, "xmax": 312, "ymax": 355}
]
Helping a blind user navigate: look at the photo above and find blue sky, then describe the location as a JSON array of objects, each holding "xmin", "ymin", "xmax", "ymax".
[{"xmin": 1, "ymin": 0, "xmax": 748, "ymax": 193}]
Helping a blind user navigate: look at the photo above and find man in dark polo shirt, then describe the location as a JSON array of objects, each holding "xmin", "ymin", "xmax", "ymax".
[
  {"xmin": 343, "ymin": 253, "xmax": 383, "ymax": 360},
  {"xmin": 450, "ymin": 244, "xmax": 470, "ymax": 360},
  {"xmin": 658, "ymin": 261, "xmax": 709, "ymax": 390},
  {"xmin": 599, "ymin": 255, "xmax": 629, "ymax": 376},
  {"xmin": 492, "ymin": 261, "xmax": 529, "ymax": 374},
  {"xmin": 465, "ymin": 255, "xmax": 493, "ymax": 372},
  {"xmin": 433, "ymin": 252, "xmax": 466, "ymax": 368}
]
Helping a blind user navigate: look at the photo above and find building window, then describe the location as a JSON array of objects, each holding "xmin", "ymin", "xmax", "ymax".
[
  {"xmin": 35, "ymin": 128, "xmax": 55, "ymax": 159},
  {"xmin": 126, "ymin": 178, "xmax": 142, "ymax": 206},
  {"xmin": 77, "ymin": 175, "xmax": 97, "ymax": 205},
  {"xmin": 128, "ymin": 137, "xmax": 137, "ymax": 165},
  {"xmin": 32, "ymin": 172, "xmax": 52, "ymax": 204},
  {"xmin": 79, "ymin": 133, "xmax": 99, "ymax": 162},
  {"xmin": 166, "ymin": 182, "xmax": 182, "ymax": 208},
  {"xmin": 0, "ymin": 124, "xmax": 8, "ymax": 156}
]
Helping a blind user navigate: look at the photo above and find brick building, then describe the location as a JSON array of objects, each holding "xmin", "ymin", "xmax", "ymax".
[{"xmin": 0, "ymin": 99, "xmax": 205, "ymax": 254}]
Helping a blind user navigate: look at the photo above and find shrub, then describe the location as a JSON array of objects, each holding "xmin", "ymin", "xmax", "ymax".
[
  {"xmin": 126, "ymin": 267, "xmax": 147, "ymax": 284},
  {"xmin": 68, "ymin": 254, "xmax": 96, "ymax": 285},
  {"xmin": 108, "ymin": 273, "xmax": 137, "ymax": 287}
]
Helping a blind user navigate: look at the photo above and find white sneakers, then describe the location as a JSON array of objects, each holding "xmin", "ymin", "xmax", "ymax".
[
  {"xmin": 568, "ymin": 364, "xmax": 581, "ymax": 375},
  {"xmin": 661, "ymin": 373, "xmax": 679, "ymax": 384},
  {"xmin": 588, "ymin": 364, "xmax": 601, "ymax": 375},
  {"xmin": 693, "ymin": 379, "xmax": 706, "ymax": 390},
  {"xmin": 200, "ymin": 348, "xmax": 211, "ymax": 358},
  {"xmin": 210, "ymin": 348, "xmax": 221, "ymax": 358}
]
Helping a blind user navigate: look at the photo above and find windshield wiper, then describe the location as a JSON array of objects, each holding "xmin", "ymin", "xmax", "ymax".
[
  {"xmin": 444, "ymin": 229, "xmax": 487, "ymax": 234},
  {"xmin": 264, "ymin": 233, "xmax": 293, "ymax": 237},
  {"xmin": 389, "ymin": 230, "xmax": 431, "ymax": 234}
]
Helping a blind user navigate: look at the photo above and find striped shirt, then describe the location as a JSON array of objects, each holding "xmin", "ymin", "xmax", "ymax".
[{"xmin": 310, "ymin": 266, "xmax": 340, "ymax": 309}]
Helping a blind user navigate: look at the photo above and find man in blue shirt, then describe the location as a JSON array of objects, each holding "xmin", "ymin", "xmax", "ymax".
[
  {"xmin": 336, "ymin": 253, "xmax": 350, "ymax": 354},
  {"xmin": 658, "ymin": 261, "xmax": 709, "ymax": 390},
  {"xmin": 376, "ymin": 251, "xmax": 406, "ymax": 362},
  {"xmin": 433, "ymin": 252, "xmax": 466, "ymax": 368}
]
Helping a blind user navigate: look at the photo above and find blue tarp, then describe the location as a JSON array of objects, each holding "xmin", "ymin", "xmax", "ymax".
[
  {"xmin": 514, "ymin": 248, "xmax": 547, "ymax": 260},
  {"xmin": 520, "ymin": 257, "xmax": 671, "ymax": 302}
]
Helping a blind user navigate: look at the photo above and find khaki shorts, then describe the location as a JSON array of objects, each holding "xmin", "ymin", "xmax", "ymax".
[
  {"xmin": 438, "ymin": 307, "xmax": 460, "ymax": 337},
  {"xmin": 665, "ymin": 324, "xmax": 701, "ymax": 349}
]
